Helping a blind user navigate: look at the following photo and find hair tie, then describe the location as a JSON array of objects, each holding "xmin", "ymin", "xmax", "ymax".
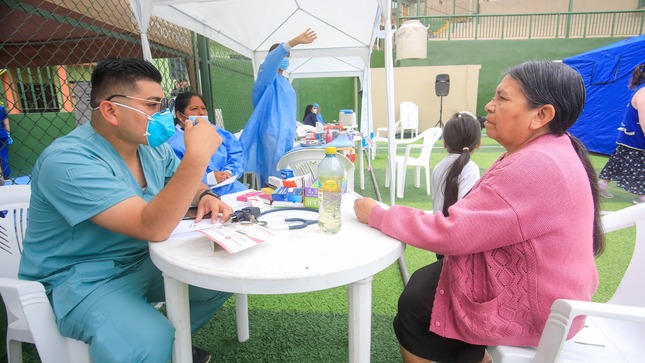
[
  {"xmin": 463, "ymin": 147, "xmax": 470, "ymax": 151},
  {"xmin": 457, "ymin": 113, "xmax": 462, "ymax": 118}
]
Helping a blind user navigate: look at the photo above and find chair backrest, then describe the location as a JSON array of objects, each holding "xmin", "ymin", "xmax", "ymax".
[
  {"xmin": 277, "ymin": 148, "xmax": 355, "ymax": 191},
  {"xmin": 296, "ymin": 125, "xmax": 316, "ymax": 138},
  {"xmin": 399, "ymin": 101, "xmax": 419, "ymax": 129},
  {"xmin": 417, "ymin": 127, "xmax": 443, "ymax": 161},
  {"xmin": 0, "ymin": 185, "xmax": 92, "ymax": 362},
  {"xmin": 0, "ymin": 185, "xmax": 31, "ymax": 279},
  {"xmin": 602, "ymin": 203, "xmax": 645, "ymax": 307}
]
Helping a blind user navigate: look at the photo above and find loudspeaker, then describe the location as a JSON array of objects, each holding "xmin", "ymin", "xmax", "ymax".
[{"xmin": 435, "ymin": 74, "xmax": 450, "ymax": 97}]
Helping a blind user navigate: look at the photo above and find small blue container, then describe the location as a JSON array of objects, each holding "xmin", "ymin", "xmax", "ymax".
[{"xmin": 280, "ymin": 168, "xmax": 294, "ymax": 179}]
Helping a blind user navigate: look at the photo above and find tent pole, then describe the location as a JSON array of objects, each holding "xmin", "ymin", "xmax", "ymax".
[{"xmin": 383, "ymin": 0, "xmax": 410, "ymax": 285}]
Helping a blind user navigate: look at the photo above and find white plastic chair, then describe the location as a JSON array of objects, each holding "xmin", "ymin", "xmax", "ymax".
[
  {"xmin": 296, "ymin": 125, "xmax": 316, "ymax": 139},
  {"xmin": 373, "ymin": 102, "xmax": 421, "ymax": 159},
  {"xmin": 488, "ymin": 202, "xmax": 645, "ymax": 363},
  {"xmin": 399, "ymin": 101, "xmax": 419, "ymax": 139},
  {"xmin": 276, "ymin": 148, "xmax": 354, "ymax": 191},
  {"xmin": 384, "ymin": 127, "xmax": 442, "ymax": 199},
  {"xmin": 0, "ymin": 185, "xmax": 91, "ymax": 363}
]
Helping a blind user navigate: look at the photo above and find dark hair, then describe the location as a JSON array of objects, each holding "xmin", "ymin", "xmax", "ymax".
[
  {"xmin": 629, "ymin": 63, "xmax": 645, "ymax": 90},
  {"xmin": 302, "ymin": 104, "xmax": 314, "ymax": 121},
  {"xmin": 269, "ymin": 43, "xmax": 280, "ymax": 53},
  {"xmin": 505, "ymin": 60, "xmax": 604, "ymax": 256},
  {"xmin": 441, "ymin": 112, "xmax": 482, "ymax": 217},
  {"xmin": 90, "ymin": 57, "xmax": 162, "ymax": 108},
  {"xmin": 174, "ymin": 91, "xmax": 205, "ymax": 125}
]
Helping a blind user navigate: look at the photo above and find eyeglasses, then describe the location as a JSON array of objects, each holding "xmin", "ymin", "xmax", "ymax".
[{"xmin": 106, "ymin": 94, "xmax": 175, "ymax": 113}]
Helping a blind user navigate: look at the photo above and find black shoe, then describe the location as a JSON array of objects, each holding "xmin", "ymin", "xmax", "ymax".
[{"xmin": 192, "ymin": 346, "xmax": 211, "ymax": 363}]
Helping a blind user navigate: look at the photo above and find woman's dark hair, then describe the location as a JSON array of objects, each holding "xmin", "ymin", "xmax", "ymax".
[
  {"xmin": 505, "ymin": 60, "xmax": 604, "ymax": 256},
  {"xmin": 173, "ymin": 91, "xmax": 205, "ymax": 125},
  {"xmin": 441, "ymin": 112, "xmax": 481, "ymax": 217},
  {"xmin": 302, "ymin": 104, "xmax": 314, "ymax": 121},
  {"xmin": 629, "ymin": 63, "xmax": 645, "ymax": 90}
]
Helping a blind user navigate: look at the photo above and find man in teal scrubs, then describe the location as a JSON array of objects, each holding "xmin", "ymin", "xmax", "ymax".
[{"xmin": 19, "ymin": 57, "xmax": 232, "ymax": 363}]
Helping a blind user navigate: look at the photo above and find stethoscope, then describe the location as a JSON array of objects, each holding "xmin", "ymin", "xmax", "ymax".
[{"xmin": 258, "ymin": 208, "xmax": 319, "ymax": 230}]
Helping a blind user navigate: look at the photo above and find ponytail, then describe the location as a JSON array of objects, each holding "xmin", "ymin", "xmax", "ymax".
[
  {"xmin": 569, "ymin": 134, "xmax": 605, "ymax": 256},
  {"xmin": 442, "ymin": 150, "xmax": 471, "ymax": 217}
]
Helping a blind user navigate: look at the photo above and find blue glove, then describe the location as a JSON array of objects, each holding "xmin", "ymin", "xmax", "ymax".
[{"xmin": 7, "ymin": 137, "xmax": 13, "ymax": 145}]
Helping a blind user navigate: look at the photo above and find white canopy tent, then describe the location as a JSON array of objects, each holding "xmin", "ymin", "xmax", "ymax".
[
  {"xmin": 128, "ymin": 0, "xmax": 399, "ymax": 206},
  {"xmin": 130, "ymin": 9, "xmax": 408, "ymax": 350}
]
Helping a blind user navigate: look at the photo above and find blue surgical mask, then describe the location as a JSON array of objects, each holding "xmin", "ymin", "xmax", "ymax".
[
  {"xmin": 279, "ymin": 58, "xmax": 289, "ymax": 71},
  {"xmin": 113, "ymin": 102, "xmax": 176, "ymax": 147}
]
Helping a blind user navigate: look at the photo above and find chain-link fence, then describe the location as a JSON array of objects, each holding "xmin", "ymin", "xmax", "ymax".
[{"xmin": 0, "ymin": 0, "xmax": 253, "ymax": 185}]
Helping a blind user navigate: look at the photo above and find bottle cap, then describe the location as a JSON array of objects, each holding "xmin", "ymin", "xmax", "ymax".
[{"xmin": 324, "ymin": 146, "xmax": 337, "ymax": 154}]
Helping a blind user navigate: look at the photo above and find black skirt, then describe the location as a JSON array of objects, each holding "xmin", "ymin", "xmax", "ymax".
[
  {"xmin": 599, "ymin": 144, "xmax": 645, "ymax": 195},
  {"xmin": 393, "ymin": 260, "xmax": 486, "ymax": 363}
]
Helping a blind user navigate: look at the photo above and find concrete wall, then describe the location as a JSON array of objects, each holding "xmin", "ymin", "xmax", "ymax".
[
  {"xmin": 370, "ymin": 37, "xmax": 625, "ymax": 116},
  {"xmin": 479, "ymin": 0, "xmax": 639, "ymax": 14},
  {"xmin": 369, "ymin": 65, "xmax": 481, "ymax": 131}
]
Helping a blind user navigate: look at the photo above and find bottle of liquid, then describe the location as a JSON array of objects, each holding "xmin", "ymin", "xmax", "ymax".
[{"xmin": 317, "ymin": 146, "xmax": 345, "ymax": 233}]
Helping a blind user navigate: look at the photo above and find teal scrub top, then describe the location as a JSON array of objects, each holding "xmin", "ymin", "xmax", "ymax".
[{"xmin": 19, "ymin": 122, "xmax": 179, "ymax": 318}]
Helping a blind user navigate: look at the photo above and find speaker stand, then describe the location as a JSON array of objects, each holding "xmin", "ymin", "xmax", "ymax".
[{"xmin": 435, "ymin": 95, "xmax": 444, "ymax": 128}]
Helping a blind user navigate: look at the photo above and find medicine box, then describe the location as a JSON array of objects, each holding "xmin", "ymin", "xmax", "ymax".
[{"xmin": 272, "ymin": 187, "xmax": 303, "ymax": 202}]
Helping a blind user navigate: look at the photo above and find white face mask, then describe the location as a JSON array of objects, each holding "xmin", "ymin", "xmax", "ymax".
[
  {"xmin": 312, "ymin": 109, "xmax": 318, "ymax": 114},
  {"xmin": 179, "ymin": 112, "xmax": 210, "ymax": 124},
  {"xmin": 188, "ymin": 115, "xmax": 210, "ymax": 123}
]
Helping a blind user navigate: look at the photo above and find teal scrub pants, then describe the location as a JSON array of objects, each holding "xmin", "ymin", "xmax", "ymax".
[{"xmin": 56, "ymin": 256, "xmax": 231, "ymax": 363}]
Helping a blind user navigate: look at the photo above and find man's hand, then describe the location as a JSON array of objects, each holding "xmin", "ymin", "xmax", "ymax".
[
  {"xmin": 183, "ymin": 117, "xmax": 222, "ymax": 161},
  {"xmin": 195, "ymin": 193, "xmax": 233, "ymax": 224},
  {"xmin": 354, "ymin": 197, "xmax": 378, "ymax": 224},
  {"xmin": 289, "ymin": 28, "xmax": 317, "ymax": 47}
]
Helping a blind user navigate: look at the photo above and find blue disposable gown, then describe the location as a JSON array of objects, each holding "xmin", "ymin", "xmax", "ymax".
[
  {"xmin": 167, "ymin": 124, "xmax": 247, "ymax": 195},
  {"xmin": 240, "ymin": 43, "xmax": 296, "ymax": 186}
]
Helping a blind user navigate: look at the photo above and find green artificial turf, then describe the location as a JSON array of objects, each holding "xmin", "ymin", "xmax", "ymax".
[{"xmin": 2, "ymin": 134, "xmax": 635, "ymax": 363}]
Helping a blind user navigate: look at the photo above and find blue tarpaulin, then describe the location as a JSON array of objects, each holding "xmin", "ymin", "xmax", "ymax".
[{"xmin": 564, "ymin": 35, "xmax": 645, "ymax": 155}]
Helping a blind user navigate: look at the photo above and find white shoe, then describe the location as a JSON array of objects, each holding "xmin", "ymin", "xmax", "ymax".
[{"xmin": 599, "ymin": 189, "xmax": 613, "ymax": 199}]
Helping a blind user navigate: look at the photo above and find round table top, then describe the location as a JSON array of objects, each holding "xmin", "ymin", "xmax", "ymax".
[{"xmin": 149, "ymin": 194, "xmax": 405, "ymax": 294}]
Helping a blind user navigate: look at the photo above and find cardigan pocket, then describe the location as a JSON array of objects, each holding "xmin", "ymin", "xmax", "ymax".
[{"xmin": 451, "ymin": 285, "xmax": 527, "ymax": 338}]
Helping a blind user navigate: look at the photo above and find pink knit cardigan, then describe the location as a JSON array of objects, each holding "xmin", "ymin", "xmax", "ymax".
[{"xmin": 369, "ymin": 134, "xmax": 598, "ymax": 346}]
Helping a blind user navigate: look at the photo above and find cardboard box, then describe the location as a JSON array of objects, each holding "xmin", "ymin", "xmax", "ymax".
[
  {"xmin": 272, "ymin": 187, "xmax": 303, "ymax": 202},
  {"xmin": 304, "ymin": 179, "xmax": 321, "ymax": 209}
]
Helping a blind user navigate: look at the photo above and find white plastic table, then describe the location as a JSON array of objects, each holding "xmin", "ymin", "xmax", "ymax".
[{"xmin": 149, "ymin": 194, "xmax": 404, "ymax": 363}]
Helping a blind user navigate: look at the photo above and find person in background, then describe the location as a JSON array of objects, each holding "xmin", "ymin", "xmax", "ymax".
[
  {"xmin": 302, "ymin": 104, "xmax": 317, "ymax": 127},
  {"xmin": 354, "ymin": 60, "xmax": 604, "ymax": 363},
  {"xmin": 431, "ymin": 112, "xmax": 481, "ymax": 260},
  {"xmin": 19, "ymin": 57, "xmax": 233, "ymax": 363},
  {"xmin": 240, "ymin": 29, "xmax": 317, "ymax": 186},
  {"xmin": 168, "ymin": 91, "xmax": 247, "ymax": 195},
  {"xmin": 312, "ymin": 102, "xmax": 325, "ymax": 125},
  {"xmin": 598, "ymin": 63, "xmax": 645, "ymax": 204},
  {"xmin": 180, "ymin": 79, "xmax": 190, "ymax": 92},
  {"xmin": 0, "ymin": 102, "xmax": 12, "ymax": 178}
]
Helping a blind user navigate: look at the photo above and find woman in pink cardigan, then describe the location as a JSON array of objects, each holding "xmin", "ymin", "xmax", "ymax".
[{"xmin": 354, "ymin": 60, "xmax": 605, "ymax": 363}]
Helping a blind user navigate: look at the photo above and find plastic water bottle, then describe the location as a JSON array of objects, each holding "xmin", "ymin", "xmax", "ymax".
[{"xmin": 317, "ymin": 146, "xmax": 345, "ymax": 233}]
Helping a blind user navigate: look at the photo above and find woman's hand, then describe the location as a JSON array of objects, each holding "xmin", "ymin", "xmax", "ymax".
[
  {"xmin": 354, "ymin": 197, "xmax": 378, "ymax": 224},
  {"xmin": 214, "ymin": 171, "xmax": 231, "ymax": 183},
  {"xmin": 289, "ymin": 29, "xmax": 317, "ymax": 47}
]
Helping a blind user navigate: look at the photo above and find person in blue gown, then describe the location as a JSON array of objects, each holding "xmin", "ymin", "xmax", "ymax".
[
  {"xmin": 168, "ymin": 92, "xmax": 247, "ymax": 195},
  {"xmin": 240, "ymin": 29, "xmax": 317, "ymax": 186},
  {"xmin": 312, "ymin": 103, "xmax": 325, "ymax": 125}
]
